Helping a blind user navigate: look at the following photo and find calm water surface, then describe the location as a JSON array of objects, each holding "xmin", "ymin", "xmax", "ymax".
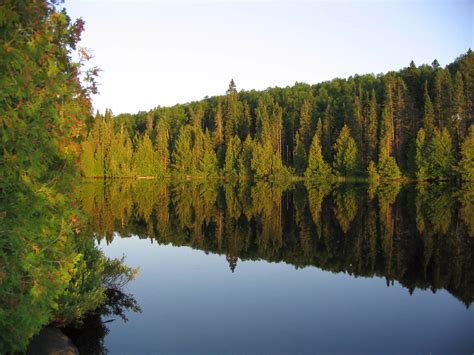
[{"xmin": 81, "ymin": 181, "xmax": 473, "ymax": 354}]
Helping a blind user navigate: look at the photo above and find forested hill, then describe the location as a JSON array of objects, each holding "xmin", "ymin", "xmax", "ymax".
[{"xmin": 80, "ymin": 51, "xmax": 474, "ymax": 181}]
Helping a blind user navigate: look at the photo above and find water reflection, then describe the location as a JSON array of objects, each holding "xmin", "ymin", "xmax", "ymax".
[{"xmin": 78, "ymin": 180, "xmax": 474, "ymax": 307}]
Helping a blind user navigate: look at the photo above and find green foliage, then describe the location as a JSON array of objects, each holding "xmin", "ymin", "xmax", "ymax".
[
  {"xmin": 0, "ymin": 1, "xmax": 138, "ymax": 351},
  {"xmin": 78, "ymin": 51, "xmax": 474, "ymax": 181},
  {"xmin": 425, "ymin": 128, "xmax": 455, "ymax": 180},
  {"xmin": 224, "ymin": 136, "xmax": 243, "ymax": 177},
  {"xmin": 415, "ymin": 128, "xmax": 428, "ymax": 180},
  {"xmin": 458, "ymin": 125, "xmax": 474, "ymax": 181},
  {"xmin": 172, "ymin": 126, "xmax": 194, "ymax": 175},
  {"xmin": 377, "ymin": 155, "xmax": 401, "ymax": 180},
  {"xmin": 332, "ymin": 125, "xmax": 360, "ymax": 176},
  {"xmin": 367, "ymin": 160, "xmax": 380, "ymax": 183},
  {"xmin": 423, "ymin": 81, "xmax": 435, "ymax": 135},
  {"xmin": 304, "ymin": 132, "xmax": 332, "ymax": 180},
  {"xmin": 294, "ymin": 132, "xmax": 308, "ymax": 175},
  {"xmin": 133, "ymin": 133, "xmax": 158, "ymax": 177}
]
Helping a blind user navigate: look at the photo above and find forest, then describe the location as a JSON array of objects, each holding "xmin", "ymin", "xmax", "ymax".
[{"xmin": 80, "ymin": 53, "xmax": 474, "ymax": 182}]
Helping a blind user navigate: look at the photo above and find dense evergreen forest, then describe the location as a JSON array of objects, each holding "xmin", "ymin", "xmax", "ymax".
[{"xmin": 80, "ymin": 53, "xmax": 474, "ymax": 181}]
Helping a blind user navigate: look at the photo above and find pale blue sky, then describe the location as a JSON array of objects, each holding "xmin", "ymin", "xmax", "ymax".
[{"xmin": 67, "ymin": 0, "xmax": 473, "ymax": 114}]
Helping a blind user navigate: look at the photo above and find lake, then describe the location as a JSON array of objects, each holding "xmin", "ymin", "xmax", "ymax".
[{"xmin": 77, "ymin": 180, "xmax": 473, "ymax": 354}]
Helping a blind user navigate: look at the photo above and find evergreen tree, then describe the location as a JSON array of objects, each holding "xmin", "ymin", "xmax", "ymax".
[
  {"xmin": 294, "ymin": 132, "xmax": 308, "ymax": 175},
  {"xmin": 305, "ymin": 132, "xmax": 332, "ymax": 179},
  {"xmin": 458, "ymin": 125, "xmax": 474, "ymax": 181},
  {"xmin": 155, "ymin": 119, "xmax": 170, "ymax": 175},
  {"xmin": 423, "ymin": 81, "xmax": 435, "ymax": 135},
  {"xmin": 225, "ymin": 79, "xmax": 240, "ymax": 143},
  {"xmin": 298, "ymin": 99, "xmax": 313, "ymax": 150},
  {"xmin": 132, "ymin": 133, "xmax": 157, "ymax": 177},
  {"xmin": 365, "ymin": 89, "xmax": 378, "ymax": 164},
  {"xmin": 110, "ymin": 125, "xmax": 133, "ymax": 177},
  {"xmin": 378, "ymin": 83, "xmax": 401, "ymax": 180},
  {"xmin": 224, "ymin": 136, "xmax": 242, "ymax": 177},
  {"xmin": 172, "ymin": 126, "xmax": 194, "ymax": 175},
  {"xmin": 321, "ymin": 103, "xmax": 333, "ymax": 161},
  {"xmin": 332, "ymin": 125, "xmax": 360, "ymax": 176},
  {"xmin": 239, "ymin": 135, "xmax": 255, "ymax": 178},
  {"xmin": 452, "ymin": 71, "xmax": 466, "ymax": 143},
  {"xmin": 415, "ymin": 128, "xmax": 428, "ymax": 180},
  {"xmin": 214, "ymin": 98, "xmax": 224, "ymax": 146},
  {"xmin": 426, "ymin": 128, "xmax": 455, "ymax": 180}
]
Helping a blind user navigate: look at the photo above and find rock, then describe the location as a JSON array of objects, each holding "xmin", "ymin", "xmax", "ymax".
[{"xmin": 26, "ymin": 327, "xmax": 79, "ymax": 355}]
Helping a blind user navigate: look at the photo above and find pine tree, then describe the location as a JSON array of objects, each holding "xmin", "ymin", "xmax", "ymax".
[
  {"xmin": 458, "ymin": 125, "xmax": 474, "ymax": 181},
  {"xmin": 225, "ymin": 79, "xmax": 240, "ymax": 143},
  {"xmin": 332, "ymin": 125, "xmax": 360, "ymax": 176},
  {"xmin": 224, "ymin": 136, "xmax": 242, "ymax": 177},
  {"xmin": 415, "ymin": 128, "xmax": 428, "ymax": 180},
  {"xmin": 155, "ymin": 119, "xmax": 170, "ymax": 175},
  {"xmin": 378, "ymin": 83, "xmax": 401, "ymax": 180},
  {"xmin": 350, "ymin": 89, "xmax": 364, "ymax": 153},
  {"xmin": 110, "ymin": 125, "xmax": 133, "ymax": 177},
  {"xmin": 423, "ymin": 81, "xmax": 435, "ymax": 136},
  {"xmin": 239, "ymin": 135, "xmax": 254, "ymax": 178},
  {"xmin": 321, "ymin": 103, "xmax": 333, "ymax": 162},
  {"xmin": 214, "ymin": 98, "xmax": 224, "ymax": 146},
  {"xmin": 132, "ymin": 133, "xmax": 157, "ymax": 177},
  {"xmin": 298, "ymin": 99, "xmax": 313, "ymax": 150},
  {"xmin": 426, "ymin": 128, "xmax": 455, "ymax": 180},
  {"xmin": 294, "ymin": 132, "xmax": 307, "ymax": 175},
  {"xmin": 365, "ymin": 89, "xmax": 378, "ymax": 163},
  {"xmin": 452, "ymin": 71, "xmax": 466, "ymax": 142},
  {"xmin": 200, "ymin": 130, "xmax": 218, "ymax": 177},
  {"xmin": 304, "ymin": 132, "xmax": 332, "ymax": 179},
  {"xmin": 172, "ymin": 126, "xmax": 193, "ymax": 175}
]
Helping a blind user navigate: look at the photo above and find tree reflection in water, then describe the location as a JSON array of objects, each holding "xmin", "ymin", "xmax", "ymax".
[{"xmin": 78, "ymin": 180, "xmax": 474, "ymax": 307}]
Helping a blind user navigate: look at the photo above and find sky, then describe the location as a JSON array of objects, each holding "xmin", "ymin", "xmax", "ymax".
[{"xmin": 66, "ymin": 0, "xmax": 473, "ymax": 115}]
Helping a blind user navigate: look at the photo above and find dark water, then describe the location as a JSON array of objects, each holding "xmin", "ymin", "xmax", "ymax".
[{"xmin": 80, "ymin": 180, "xmax": 473, "ymax": 354}]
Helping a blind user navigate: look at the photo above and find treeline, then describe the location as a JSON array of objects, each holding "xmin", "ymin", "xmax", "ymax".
[
  {"xmin": 80, "ymin": 51, "xmax": 474, "ymax": 181},
  {"xmin": 79, "ymin": 180, "xmax": 474, "ymax": 306}
]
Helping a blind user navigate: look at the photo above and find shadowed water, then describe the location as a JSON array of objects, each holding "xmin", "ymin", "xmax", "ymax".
[{"xmin": 78, "ymin": 180, "xmax": 473, "ymax": 354}]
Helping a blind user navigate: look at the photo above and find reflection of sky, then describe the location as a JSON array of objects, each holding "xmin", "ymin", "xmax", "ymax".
[
  {"xmin": 66, "ymin": 1, "xmax": 473, "ymax": 114},
  {"xmin": 100, "ymin": 236, "xmax": 473, "ymax": 354}
]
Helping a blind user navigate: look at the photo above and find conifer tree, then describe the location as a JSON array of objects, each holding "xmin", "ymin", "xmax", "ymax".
[
  {"xmin": 132, "ymin": 133, "xmax": 157, "ymax": 177},
  {"xmin": 365, "ymin": 89, "xmax": 378, "ymax": 163},
  {"xmin": 110, "ymin": 125, "xmax": 133, "ymax": 177},
  {"xmin": 415, "ymin": 128, "xmax": 428, "ymax": 180},
  {"xmin": 172, "ymin": 126, "xmax": 194, "ymax": 175},
  {"xmin": 298, "ymin": 99, "xmax": 313, "ymax": 150},
  {"xmin": 294, "ymin": 132, "xmax": 307, "ymax": 175},
  {"xmin": 239, "ymin": 135, "xmax": 255, "ymax": 178},
  {"xmin": 321, "ymin": 103, "xmax": 333, "ymax": 161},
  {"xmin": 200, "ymin": 130, "xmax": 219, "ymax": 177},
  {"xmin": 332, "ymin": 125, "xmax": 360, "ymax": 176},
  {"xmin": 304, "ymin": 132, "xmax": 332, "ymax": 179},
  {"xmin": 423, "ymin": 81, "xmax": 435, "ymax": 136},
  {"xmin": 155, "ymin": 119, "xmax": 170, "ymax": 175},
  {"xmin": 426, "ymin": 128, "xmax": 455, "ymax": 180},
  {"xmin": 377, "ymin": 83, "xmax": 401, "ymax": 180},
  {"xmin": 224, "ymin": 136, "xmax": 242, "ymax": 177},
  {"xmin": 214, "ymin": 98, "xmax": 224, "ymax": 146},
  {"xmin": 458, "ymin": 125, "xmax": 474, "ymax": 181}
]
